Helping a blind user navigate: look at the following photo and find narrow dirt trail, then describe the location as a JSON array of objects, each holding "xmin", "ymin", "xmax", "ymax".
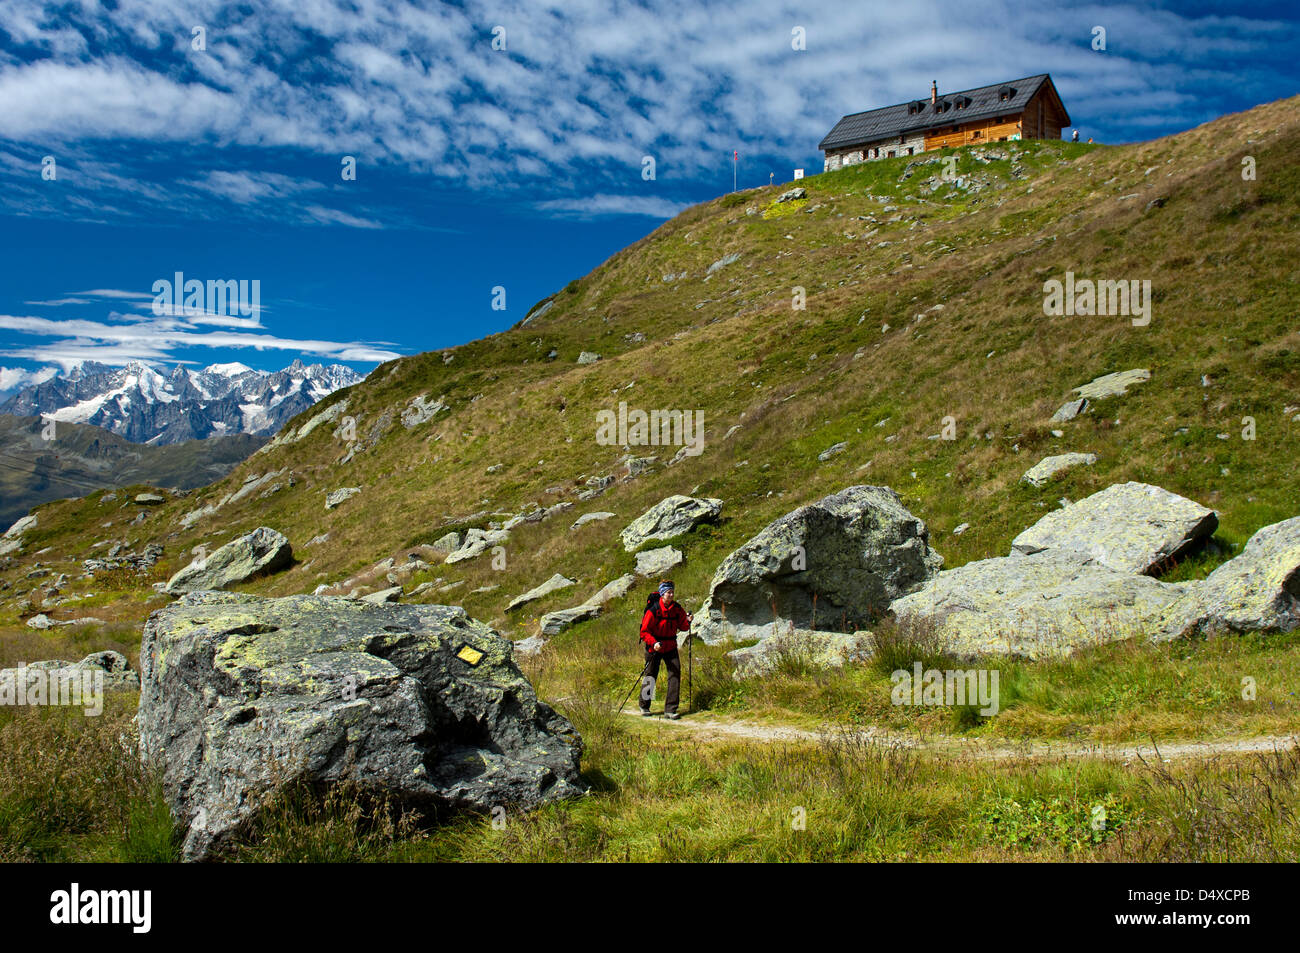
[{"xmin": 620, "ymin": 711, "xmax": 1299, "ymax": 763}]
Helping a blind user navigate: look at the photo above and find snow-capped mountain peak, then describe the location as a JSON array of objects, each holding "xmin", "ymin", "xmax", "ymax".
[{"xmin": 0, "ymin": 360, "xmax": 365, "ymax": 445}]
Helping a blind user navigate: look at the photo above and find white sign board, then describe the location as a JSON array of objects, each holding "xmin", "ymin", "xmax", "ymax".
[{"xmin": 793, "ymin": 168, "xmax": 804, "ymax": 179}]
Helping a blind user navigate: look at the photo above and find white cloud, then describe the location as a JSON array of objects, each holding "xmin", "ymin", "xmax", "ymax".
[
  {"xmin": 0, "ymin": 364, "xmax": 58, "ymax": 391},
  {"xmin": 0, "ymin": 0, "xmax": 1289, "ymax": 225},
  {"xmin": 0, "ymin": 310, "xmax": 402, "ymax": 370},
  {"xmin": 535, "ymin": 193, "xmax": 690, "ymax": 219}
]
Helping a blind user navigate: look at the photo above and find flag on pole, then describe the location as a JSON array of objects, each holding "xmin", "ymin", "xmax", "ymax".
[{"xmin": 733, "ymin": 150, "xmax": 738, "ymax": 192}]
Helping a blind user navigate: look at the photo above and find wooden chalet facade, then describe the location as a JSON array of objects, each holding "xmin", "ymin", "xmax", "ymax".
[{"xmin": 819, "ymin": 74, "xmax": 1070, "ymax": 170}]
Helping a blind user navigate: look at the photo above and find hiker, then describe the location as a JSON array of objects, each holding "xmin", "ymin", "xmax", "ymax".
[
  {"xmin": 1071, "ymin": 129, "xmax": 1079, "ymax": 142},
  {"xmin": 639, "ymin": 580, "xmax": 692, "ymax": 719}
]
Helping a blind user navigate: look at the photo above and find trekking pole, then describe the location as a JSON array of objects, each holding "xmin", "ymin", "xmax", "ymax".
[
  {"xmin": 688, "ymin": 633, "xmax": 693, "ymax": 715},
  {"xmin": 616, "ymin": 654, "xmax": 655, "ymax": 715}
]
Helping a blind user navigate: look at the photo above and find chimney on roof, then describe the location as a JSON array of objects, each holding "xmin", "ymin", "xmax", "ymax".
[{"xmin": 931, "ymin": 80, "xmax": 937, "ymax": 104}]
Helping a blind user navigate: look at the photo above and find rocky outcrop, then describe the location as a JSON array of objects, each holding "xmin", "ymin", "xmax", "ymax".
[
  {"xmin": 0, "ymin": 513, "xmax": 36, "ymax": 556},
  {"xmin": 1153, "ymin": 516, "xmax": 1300, "ymax": 640},
  {"xmin": 693, "ymin": 485, "xmax": 942, "ymax": 644},
  {"xmin": 401, "ymin": 394, "xmax": 447, "ymax": 429},
  {"xmin": 138, "ymin": 592, "xmax": 586, "ymax": 861},
  {"xmin": 620, "ymin": 495, "xmax": 722, "ymax": 552},
  {"xmin": 891, "ymin": 551, "xmax": 1183, "ymax": 658},
  {"xmin": 1011, "ymin": 482, "xmax": 1217, "ymax": 574},
  {"xmin": 163, "ymin": 527, "xmax": 293, "ymax": 594}
]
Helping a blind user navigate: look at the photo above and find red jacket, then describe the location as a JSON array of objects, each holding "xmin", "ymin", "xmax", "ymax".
[{"xmin": 641, "ymin": 597, "xmax": 691, "ymax": 652}]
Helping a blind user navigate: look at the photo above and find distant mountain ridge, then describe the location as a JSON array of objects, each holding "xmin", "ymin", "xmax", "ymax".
[
  {"xmin": 0, "ymin": 414, "xmax": 267, "ymax": 527},
  {"xmin": 0, "ymin": 359, "xmax": 364, "ymax": 446}
]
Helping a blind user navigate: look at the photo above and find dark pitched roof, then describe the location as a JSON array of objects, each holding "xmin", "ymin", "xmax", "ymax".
[{"xmin": 818, "ymin": 74, "xmax": 1068, "ymax": 151}]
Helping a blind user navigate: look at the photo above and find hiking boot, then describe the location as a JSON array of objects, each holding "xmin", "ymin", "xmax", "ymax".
[
  {"xmin": 640, "ymin": 709, "xmax": 654, "ymax": 717},
  {"xmin": 665, "ymin": 711, "xmax": 681, "ymax": 720}
]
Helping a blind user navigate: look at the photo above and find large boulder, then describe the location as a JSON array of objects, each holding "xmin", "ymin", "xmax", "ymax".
[
  {"xmin": 621, "ymin": 495, "xmax": 722, "ymax": 552},
  {"xmin": 1011, "ymin": 482, "xmax": 1217, "ymax": 575},
  {"xmin": 163, "ymin": 527, "xmax": 293, "ymax": 594},
  {"xmin": 1153, "ymin": 516, "xmax": 1300, "ymax": 640},
  {"xmin": 891, "ymin": 550, "xmax": 1183, "ymax": 659},
  {"xmin": 138, "ymin": 592, "xmax": 586, "ymax": 861},
  {"xmin": 693, "ymin": 486, "xmax": 942, "ymax": 644}
]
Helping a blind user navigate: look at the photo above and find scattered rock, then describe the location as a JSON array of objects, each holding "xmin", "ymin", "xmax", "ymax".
[
  {"xmin": 134, "ymin": 493, "xmax": 166, "ymax": 505},
  {"xmin": 636, "ymin": 546, "xmax": 684, "ymax": 576},
  {"xmin": 571, "ymin": 512, "xmax": 616, "ymax": 530},
  {"xmin": 707, "ymin": 253, "xmax": 741, "ymax": 275},
  {"xmin": 952, "ymin": 523, "xmax": 970, "ymax": 536},
  {"xmin": 1050, "ymin": 398, "xmax": 1089, "ymax": 422},
  {"xmin": 624, "ymin": 455, "xmax": 657, "ymax": 478},
  {"xmin": 163, "ymin": 527, "xmax": 293, "ymax": 594},
  {"xmin": 776, "ymin": 187, "xmax": 807, "ymax": 203},
  {"xmin": 325, "ymin": 487, "xmax": 361, "ymax": 510},
  {"xmin": 0, "ymin": 651, "xmax": 140, "ymax": 694},
  {"xmin": 693, "ymin": 485, "xmax": 942, "ymax": 645},
  {"xmin": 506, "ymin": 574, "xmax": 576, "ymax": 612},
  {"xmin": 577, "ymin": 352, "xmax": 602, "ymax": 365},
  {"xmin": 1011, "ymin": 482, "xmax": 1217, "ymax": 575},
  {"xmin": 1073, "ymin": 368, "xmax": 1151, "ymax": 402},
  {"xmin": 138, "ymin": 592, "xmax": 586, "ymax": 861},
  {"xmin": 1021, "ymin": 452, "xmax": 1097, "ymax": 487},
  {"xmin": 445, "ymin": 528, "xmax": 509, "ymax": 565},
  {"xmin": 360, "ymin": 586, "xmax": 402, "ymax": 605},
  {"xmin": 620, "ymin": 495, "xmax": 723, "ymax": 552},
  {"xmin": 538, "ymin": 604, "xmax": 602, "ymax": 637},
  {"xmin": 818, "ymin": 442, "xmax": 848, "ymax": 462}
]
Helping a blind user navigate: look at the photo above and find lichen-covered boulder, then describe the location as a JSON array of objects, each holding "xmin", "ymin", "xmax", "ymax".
[
  {"xmin": 693, "ymin": 485, "xmax": 942, "ymax": 644},
  {"xmin": 891, "ymin": 550, "xmax": 1183, "ymax": 658},
  {"xmin": 1153, "ymin": 516, "xmax": 1300, "ymax": 640},
  {"xmin": 138, "ymin": 592, "xmax": 586, "ymax": 861},
  {"xmin": 163, "ymin": 527, "xmax": 293, "ymax": 594},
  {"xmin": 620, "ymin": 495, "xmax": 722, "ymax": 552},
  {"xmin": 1010, "ymin": 482, "xmax": 1217, "ymax": 575}
]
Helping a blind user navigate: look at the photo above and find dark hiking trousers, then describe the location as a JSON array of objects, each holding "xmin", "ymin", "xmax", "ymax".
[{"xmin": 640, "ymin": 647, "xmax": 681, "ymax": 715}]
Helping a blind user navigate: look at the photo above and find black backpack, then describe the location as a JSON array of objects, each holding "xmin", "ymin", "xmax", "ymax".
[{"xmin": 640, "ymin": 591, "xmax": 663, "ymax": 643}]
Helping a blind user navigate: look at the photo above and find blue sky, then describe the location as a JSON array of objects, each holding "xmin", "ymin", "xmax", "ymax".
[{"xmin": 1, "ymin": 0, "xmax": 1296, "ymax": 387}]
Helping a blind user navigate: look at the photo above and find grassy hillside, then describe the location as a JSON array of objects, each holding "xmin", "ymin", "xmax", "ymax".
[{"xmin": 2, "ymin": 95, "xmax": 1298, "ymax": 861}]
